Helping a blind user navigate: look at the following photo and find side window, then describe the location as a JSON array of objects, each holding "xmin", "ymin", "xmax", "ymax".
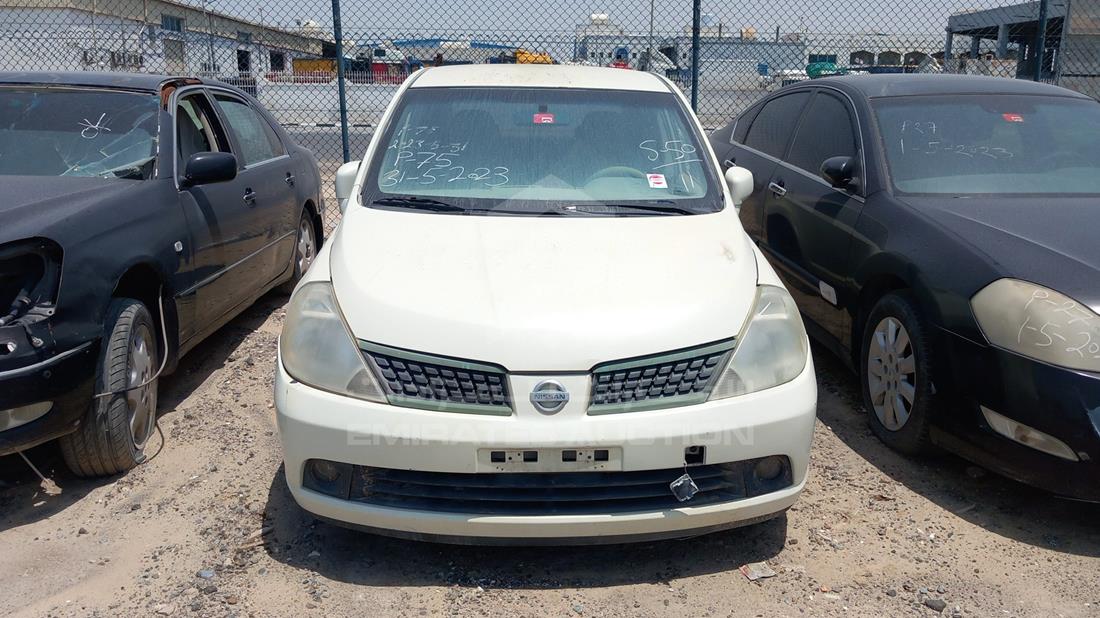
[
  {"xmin": 176, "ymin": 93, "xmax": 222, "ymax": 168},
  {"xmin": 787, "ymin": 92, "xmax": 858, "ymax": 174},
  {"xmin": 743, "ymin": 91, "xmax": 811, "ymax": 158},
  {"xmin": 731, "ymin": 102, "xmax": 762, "ymax": 144},
  {"xmin": 212, "ymin": 93, "xmax": 285, "ymax": 166}
]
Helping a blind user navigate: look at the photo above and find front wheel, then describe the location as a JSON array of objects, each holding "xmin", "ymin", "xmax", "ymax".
[
  {"xmin": 60, "ymin": 298, "xmax": 159, "ymax": 477},
  {"xmin": 859, "ymin": 291, "xmax": 934, "ymax": 455},
  {"xmin": 279, "ymin": 210, "xmax": 317, "ymax": 294}
]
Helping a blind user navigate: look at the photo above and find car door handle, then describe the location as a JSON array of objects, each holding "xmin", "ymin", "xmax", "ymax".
[
  {"xmin": 285, "ymin": 173, "xmax": 295, "ymax": 186},
  {"xmin": 243, "ymin": 188, "xmax": 257, "ymax": 205},
  {"xmin": 768, "ymin": 181, "xmax": 787, "ymax": 197}
]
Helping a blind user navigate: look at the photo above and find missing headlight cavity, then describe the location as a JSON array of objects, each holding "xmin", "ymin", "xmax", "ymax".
[{"xmin": 0, "ymin": 238, "xmax": 62, "ymax": 328}]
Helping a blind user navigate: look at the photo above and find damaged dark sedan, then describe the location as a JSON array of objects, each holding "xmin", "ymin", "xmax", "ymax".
[
  {"xmin": 709, "ymin": 74, "xmax": 1100, "ymax": 501},
  {"xmin": 0, "ymin": 72, "xmax": 323, "ymax": 476}
]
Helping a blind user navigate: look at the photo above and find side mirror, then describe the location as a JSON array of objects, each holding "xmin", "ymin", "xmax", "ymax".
[
  {"xmin": 820, "ymin": 156, "xmax": 856, "ymax": 188},
  {"xmin": 182, "ymin": 152, "xmax": 237, "ymax": 187},
  {"xmin": 724, "ymin": 165, "xmax": 754, "ymax": 211},
  {"xmin": 334, "ymin": 160, "xmax": 361, "ymax": 214}
]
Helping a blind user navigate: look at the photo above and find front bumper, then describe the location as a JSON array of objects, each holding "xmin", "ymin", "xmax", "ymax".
[
  {"xmin": 275, "ymin": 355, "xmax": 817, "ymax": 543},
  {"xmin": 0, "ymin": 340, "xmax": 98, "ymax": 456},
  {"xmin": 934, "ymin": 327, "xmax": 1100, "ymax": 502}
]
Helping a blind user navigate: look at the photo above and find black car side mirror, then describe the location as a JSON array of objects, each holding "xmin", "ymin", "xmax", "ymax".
[
  {"xmin": 820, "ymin": 156, "xmax": 856, "ymax": 188},
  {"xmin": 182, "ymin": 152, "xmax": 237, "ymax": 187}
]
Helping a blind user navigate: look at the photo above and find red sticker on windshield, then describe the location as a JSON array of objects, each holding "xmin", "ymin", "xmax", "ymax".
[
  {"xmin": 533, "ymin": 113, "xmax": 555, "ymax": 124},
  {"xmin": 1002, "ymin": 113, "xmax": 1024, "ymax": 122}
]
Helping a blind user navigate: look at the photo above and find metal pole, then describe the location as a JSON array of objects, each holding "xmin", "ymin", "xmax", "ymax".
[
  {"xmin": 1033, "ymin": 0, "xmax": 1049, "ymax": 80},
  {"xmin": 331, "ymin": 0, "xmax": 351, "ymax": 163},
  {"xmin": 691, "ymin": 0, "xmax": 700, "ymax": 111},
  {"xmin": 646, "ymin": 0, "xmax": 654, "ymax": 71},
  {"xmin": 204, "ymin": 1, "xmax": 215, "ymax": 74}
]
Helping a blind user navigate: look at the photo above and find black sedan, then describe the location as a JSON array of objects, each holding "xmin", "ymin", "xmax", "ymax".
[
  {"xmin": 709, "ymin": 74, "xmax": 1100, "ymax": 501},
  {"xmin": 0, "ymin": 72, "xmax": 323, "ymax": 476}
]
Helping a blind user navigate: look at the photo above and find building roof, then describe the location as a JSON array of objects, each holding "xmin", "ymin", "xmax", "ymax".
[
  {"xmin": 409, "ymin": 64, "xmax": 671, "ymax": 92},
  {"xmin": 817, "ymin": 73, "xmax": 1090, "ymax": 98}
]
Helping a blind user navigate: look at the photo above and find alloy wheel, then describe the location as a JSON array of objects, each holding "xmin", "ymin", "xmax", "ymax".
[
  {"xmin": 126, "ymin": 324, "xmax": 157, "ymax": 451},
  {"xmin": 866, "ymin": 316, "xmax": 917, "ymax": 431}
]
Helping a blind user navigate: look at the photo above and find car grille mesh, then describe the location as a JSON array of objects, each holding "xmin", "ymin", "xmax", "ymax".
[
  {"xmin": 590, "ymin": 347, "xmax": 730, "ymax": 410},
  {"xmin": 364, "ymin": 347, "xmax": 510, "ymax": 410},
  {"xmin": 348, "ymin": 459, "xmax": 791, "ymax": 515}
]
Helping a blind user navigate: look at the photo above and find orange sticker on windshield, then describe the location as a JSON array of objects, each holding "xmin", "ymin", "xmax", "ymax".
[{"xmin": 1002, "ymin": 113, "xmax": 1024, "ymax": 122}]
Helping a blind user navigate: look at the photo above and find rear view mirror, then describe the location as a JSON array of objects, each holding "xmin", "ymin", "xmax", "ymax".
[
  {"xmin": 724, "ymin": 166, "xmax": 754, "ymax": 211},
  {"xmin": 820, "ymin": 156, "xmax": 855, "ymax": 188},
  {"xmin": 183, "ymin": 152, "xmax": 237, "ymax": 187},
  {"xmin": 335, "ymin": 160, "xmax": 361, "ymax": 214}
]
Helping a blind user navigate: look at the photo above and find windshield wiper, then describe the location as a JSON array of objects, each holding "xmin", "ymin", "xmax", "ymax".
[
  {"xmin": 565, "ymin": 202, "xmax": 696, "ymax": 216},
  {"xmin": 371, "ymin": 196, "xmax": 467, "ymax": 212}
]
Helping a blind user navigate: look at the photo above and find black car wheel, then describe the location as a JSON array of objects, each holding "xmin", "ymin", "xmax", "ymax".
[
  {"xmin": 279, "ymin": 210, "xmax": 316, "ymax": 294},
  {"xmin": 59, "ymin": 298, "xmax": 159, "ymax": 477},
  {"xmin": 860, "ymin": 292, "xmax": 934, "ymax": 454}
]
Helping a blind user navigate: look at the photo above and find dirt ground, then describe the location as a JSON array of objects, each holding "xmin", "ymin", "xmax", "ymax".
[{"xmin": 2, "ymin": 292, "xmax": 1098, "ymax": 618}]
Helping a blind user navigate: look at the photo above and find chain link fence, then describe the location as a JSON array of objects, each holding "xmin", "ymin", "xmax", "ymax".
[{"xmin": 2, "ymin": 0, "xmax": 1094, "ymax": 231}]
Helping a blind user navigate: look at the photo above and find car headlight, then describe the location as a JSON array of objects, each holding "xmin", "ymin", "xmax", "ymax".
[
  {"xmin": 971, "ymin": 278, "xmax": 1100, "ymax": 372},
  {"xmin": 709, "ymin": 285, "xmax": 809, "ymax": 399},
  {"xmin": 280, "ymin": 281, "xmax": 387, "ymax": 402}
]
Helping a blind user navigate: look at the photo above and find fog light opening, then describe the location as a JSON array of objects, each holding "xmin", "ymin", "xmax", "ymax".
[
  {"xmin": 303, "ymin": 459, "xmax": 353, "ymax": 499},
  {"xmin": 754, "ymin": 456, "xmax": 784, "ymax": 482},
  {"xmin": 310, "ymin": 460, "xmax": 341, "ymax": 483},
  {"xmin": 981, "ymin": 406, "xmax": 1079, "ymax": 462}
]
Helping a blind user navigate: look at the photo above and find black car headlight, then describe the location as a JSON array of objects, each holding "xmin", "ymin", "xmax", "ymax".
[{"xmin": 0, "ymin": 238, "xmax": 62, "ymax": 328}]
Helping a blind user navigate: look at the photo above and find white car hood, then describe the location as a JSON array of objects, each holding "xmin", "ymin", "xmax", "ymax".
[{"xmin": 330, "ymin": 206, "xmax": 758, "ymax": 371}]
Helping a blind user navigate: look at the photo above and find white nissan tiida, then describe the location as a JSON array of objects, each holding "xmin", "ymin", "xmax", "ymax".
[{"xmin": 275, "ymin": 64, "xmax": 817, "ymax": 544}]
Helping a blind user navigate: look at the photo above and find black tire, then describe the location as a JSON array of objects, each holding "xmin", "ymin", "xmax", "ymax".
[
  {"xmin": 278, "ymin": 209, "xmax": 317, "ymax": 294},
  {"xmin": 59, "ymin": 298, "xmax": 159, "ymax": 477},
  {"xmin": 859, "ymin": 291, "xmax": 934, "ymax": 455}
]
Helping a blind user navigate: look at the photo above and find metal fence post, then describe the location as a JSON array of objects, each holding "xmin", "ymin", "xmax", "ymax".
[
  {"xmin": 331, "ymin": 0, "xmax": 351, "ymax": 163},
  {"xmin": 1033, "ymin": 0, "xmax": 1049, "ymax": 81},
  {"xmin": 690, "ymin": 0, "xmax": 700, "ymax": 111}
]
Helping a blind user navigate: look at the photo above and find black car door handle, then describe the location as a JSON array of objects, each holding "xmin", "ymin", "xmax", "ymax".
[
  {"xmin": 243, "ymin": 188, "xmax": 257, "ymax": 204},
  {"xmin": 285, "ymin": 173, "xmax": 295, "ymax": 186},
  {"xmin": 768, "ymin": 181, "xmax": 787, "ymax": 197}
]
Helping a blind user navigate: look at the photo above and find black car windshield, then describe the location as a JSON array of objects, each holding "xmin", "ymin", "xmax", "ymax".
[
  {"xmin": 873, "ymin": 94, "xmax": 1100, "ymax": 196},
  {"xmin": 363, "ymin": 87, "xmax": 719, "ymax": 215},
  {"xmin": 0, "ymin": 86, "xmax": 159, "ymax": 179}
]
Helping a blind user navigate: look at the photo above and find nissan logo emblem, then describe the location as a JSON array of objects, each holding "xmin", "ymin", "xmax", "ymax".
[{"xmin": 530, "ymin": 380, "xmax": 569, "ymax": 414}]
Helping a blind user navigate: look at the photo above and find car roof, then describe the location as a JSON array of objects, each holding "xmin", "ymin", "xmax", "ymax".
[
  {"xmin": 0, "ymin": 71, "xmax": 231, "ymax": 93},
  {"xmin": 410, "ymin": 64, "xmax": 673, "ymax": 93},
  {"xmin": 814, "ymin": 73, "xmax": 1092, "ymax": 99}
]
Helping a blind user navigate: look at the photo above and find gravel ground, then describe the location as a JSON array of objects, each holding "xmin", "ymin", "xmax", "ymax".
[{"xmin": 2, "ymin": 292, "xmax": 1099, "ymax": 618}]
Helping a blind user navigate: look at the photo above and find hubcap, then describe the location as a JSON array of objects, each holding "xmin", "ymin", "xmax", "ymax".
[
  {"xmin": 867, "ymin": 317, "xmax": 916, "ymax": 431},
  {"xmin": 296, "ymin": 218, "xmax": 315, "ymax": 274},
  {"xmin": 127, "ymin": 324, "xmax": 157, "ymax": 451}
]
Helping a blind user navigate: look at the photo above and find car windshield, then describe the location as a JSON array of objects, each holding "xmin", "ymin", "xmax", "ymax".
[
  {"xmin": 0, "ymin": 86, "xmax": 160, "ymax": 179},
  {"xmin": 873, "ymin": 94, "xmax": 1100, "ymax": 196},
  {"xmin": 363, "ymin": 86, "xmax": 719, "ymax": 216}
]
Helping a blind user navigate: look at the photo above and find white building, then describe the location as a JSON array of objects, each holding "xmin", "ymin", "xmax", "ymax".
[{"xmin": 0, "ymin": 0, "xmax": 325, "ymax": 77}]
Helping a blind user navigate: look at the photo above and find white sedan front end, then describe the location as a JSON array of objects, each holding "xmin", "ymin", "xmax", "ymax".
[{"xmin": 275, "ymin": 64, "xmax": 817, "ymax": 544}]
